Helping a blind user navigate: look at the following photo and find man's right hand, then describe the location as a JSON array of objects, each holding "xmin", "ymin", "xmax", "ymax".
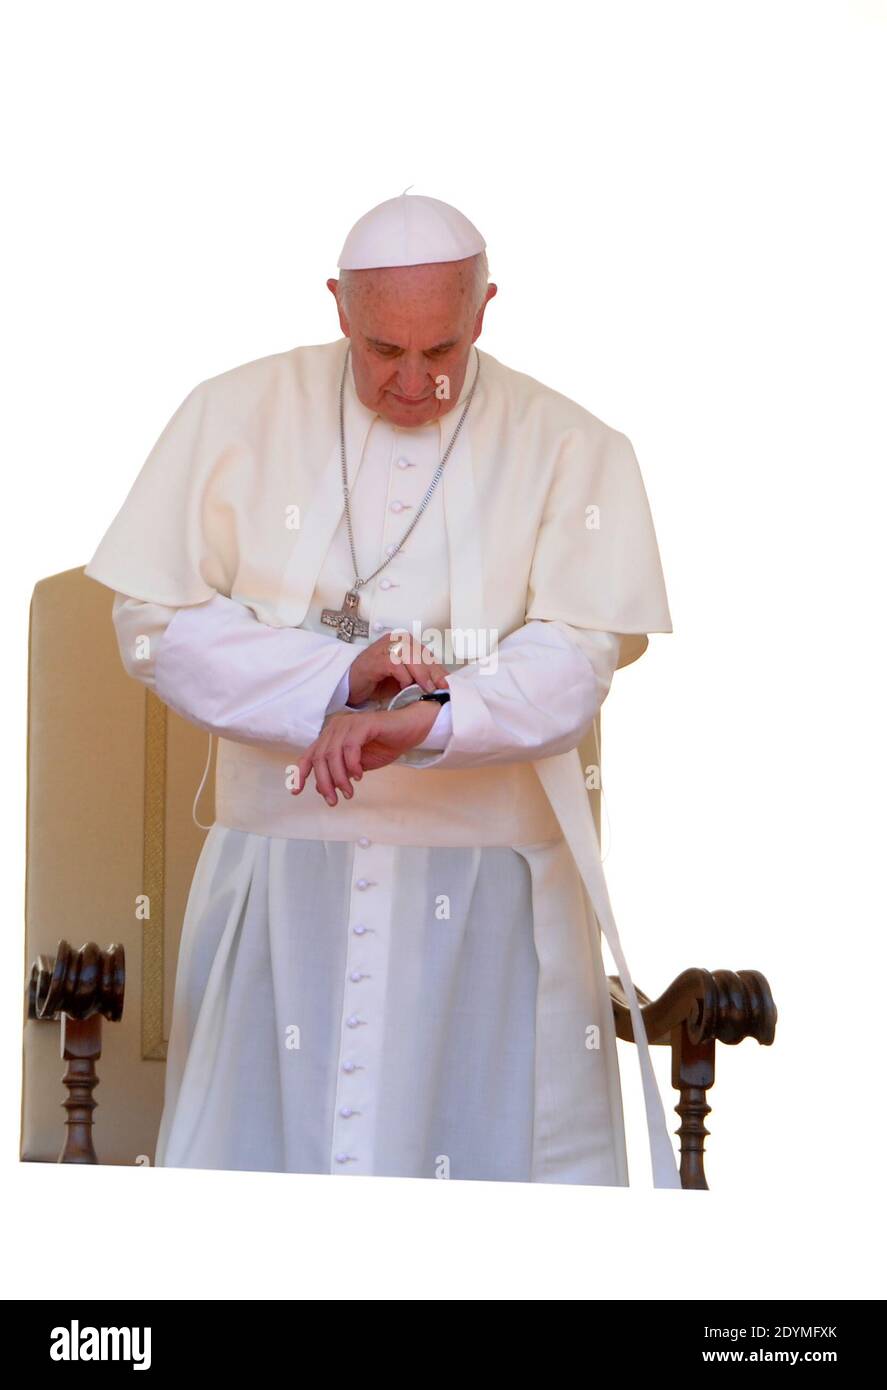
[{"xmin": 348, "ymin": 631, "xmax": 450, "ymax": 706}]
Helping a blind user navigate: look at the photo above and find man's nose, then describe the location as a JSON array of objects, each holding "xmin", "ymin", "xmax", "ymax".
[{"xmin": 395, "ymin": 358, "xmax": 431, "ymax": 398}]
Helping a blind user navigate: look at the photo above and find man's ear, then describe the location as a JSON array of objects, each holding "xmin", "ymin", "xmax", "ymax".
[
  {"xmin": 472, "ymin": 282, "xmax": 498, "ymax": 341},
  {"xmin": 326, "ymin": 278, "xmax": 350, "ymax": 336}
]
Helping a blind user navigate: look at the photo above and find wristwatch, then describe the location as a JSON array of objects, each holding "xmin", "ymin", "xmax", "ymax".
[{"xmin": 387, "ymin": 683, "xmax": 451, "ymax": 712}]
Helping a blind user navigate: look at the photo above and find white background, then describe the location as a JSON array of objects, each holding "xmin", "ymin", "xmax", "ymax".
[{"xmin": 2, "ymin": 0, "xmax": 885, "ymax": 1301}]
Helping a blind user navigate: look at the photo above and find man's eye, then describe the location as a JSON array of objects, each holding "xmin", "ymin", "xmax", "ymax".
[{"xmin": 372, "ymin": 345, "xmax": 450, "ymax": 359}]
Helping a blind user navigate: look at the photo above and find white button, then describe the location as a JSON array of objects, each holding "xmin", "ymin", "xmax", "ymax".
[
  {"xmin": 340, "ymin": 1107, "xmax": 355, "ymax": 1118},
  {"xmin": 346, "ymin": 1015, "xmax": 361, "ymax": 1029},
  {"xmin": 397, "ymin": 457, "xmax": 410, "ymax": 470},
  {"xmin": 390, "ymin": 500, "xmax": 405, "ymax": 513},
  {"xmin": 379, "ymin": 578, "xmax": 392, "ymax": 590},
  {"xmin": 373, "ymin": 621, "xmax": 385, "ymax": 632},
  {"xmin": 352, "ymin": 924, "xmax": 368, "ymax": 935},
  {"xmin": 355, "ymin": 878, "xmax": 370, "ymax": 890},
  {"xmin": 357, "ymin": 836, "xmax": 371, "ymax": 848},
  {"xmin": 342, "ymin": 1061, "xmax": 356, "ymax": 1073},
  {"xmin": 334, "ymin": 1152, "xmax": 351, "ymax": 1164},
  {"xmin": 350, "ymin": 970, "xmax": 364, "ymax": 982}
]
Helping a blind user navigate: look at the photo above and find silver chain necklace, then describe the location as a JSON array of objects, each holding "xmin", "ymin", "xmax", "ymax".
[{"xmin": 321, "ymin": 343, "xmax": 481, "ymax": 642}]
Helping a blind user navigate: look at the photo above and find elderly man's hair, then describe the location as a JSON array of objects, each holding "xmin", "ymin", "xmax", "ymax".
[{"xmin": 337, "ymin": 251, "xmax": 489, "ymax": 318}]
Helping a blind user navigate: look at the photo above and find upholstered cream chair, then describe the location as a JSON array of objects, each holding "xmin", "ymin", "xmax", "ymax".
[{"xmin": 22, "ymin": 565, "xmax": 215, "ymax": 1165}]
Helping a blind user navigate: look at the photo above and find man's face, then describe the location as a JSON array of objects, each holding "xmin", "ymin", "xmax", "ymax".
[{"xmin": 327, "ymin": 259, "xmax": 496, "ymax": 429}]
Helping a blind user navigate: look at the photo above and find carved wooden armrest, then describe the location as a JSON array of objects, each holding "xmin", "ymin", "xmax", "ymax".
[
  {"xmin": 27, "ymin": 939, "xmax": 125, "ymax": 1164},
  {"xmin": 608, "ymin": 968, "xmax": 777, "ymax": 1189}
]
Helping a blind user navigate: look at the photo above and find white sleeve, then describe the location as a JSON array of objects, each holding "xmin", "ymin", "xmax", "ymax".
[
  {"xmin": 111, "ymin": 592, "xmax": 364, "ymax": 749},
  {"xmin": 393, "ymin": 621, "xmax": 622, "ymax": 770}
]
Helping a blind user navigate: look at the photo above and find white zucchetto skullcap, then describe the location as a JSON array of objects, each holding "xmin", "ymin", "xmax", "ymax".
[{"xmin": 338, "ymin": 193, "xmax": 486, "ymax": 270}]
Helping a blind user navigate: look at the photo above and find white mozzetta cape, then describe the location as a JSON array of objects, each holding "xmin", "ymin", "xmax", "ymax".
[{"xmin": 86, "ymin": 337, "xmax": 680, "ymax": 1188}]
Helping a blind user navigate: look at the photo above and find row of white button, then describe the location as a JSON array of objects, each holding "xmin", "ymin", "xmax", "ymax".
[
  {"xmin": 372, "ymin": 454, "xmax": 413, "ymax": 627},
  {"xmin": 332, "ymin": 437, "xmax": 436, "ymax": 1165},
  {"xmin": 331, "ymin": 839, "xmax": 396, "ymax": 1172}
]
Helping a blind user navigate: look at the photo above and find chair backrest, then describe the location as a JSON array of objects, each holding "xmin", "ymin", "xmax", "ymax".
[{"xmin": 22, "ymin": 566, "xmax": 213, "ymax": 1165}]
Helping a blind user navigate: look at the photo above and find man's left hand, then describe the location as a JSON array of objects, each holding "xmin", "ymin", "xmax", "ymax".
[{"xmin": 293, "ymin": 702, "xmax": 441, "ymax": 806}]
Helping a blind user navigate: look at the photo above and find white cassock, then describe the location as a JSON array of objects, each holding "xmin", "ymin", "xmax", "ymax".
[{"xmin": 85, "ymin": 337, "xmax": 681, "ymax": 1188}]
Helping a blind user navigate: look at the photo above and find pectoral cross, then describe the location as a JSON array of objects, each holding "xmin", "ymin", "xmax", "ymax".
[{"xmin": 321, "ymin": 588, "xmax": 369, "ymax": 643}]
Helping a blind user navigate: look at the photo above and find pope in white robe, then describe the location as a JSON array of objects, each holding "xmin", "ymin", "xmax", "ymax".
[{"xmin": 84, "ymin": 194, "xmax": 682, "ymax": 1189}]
